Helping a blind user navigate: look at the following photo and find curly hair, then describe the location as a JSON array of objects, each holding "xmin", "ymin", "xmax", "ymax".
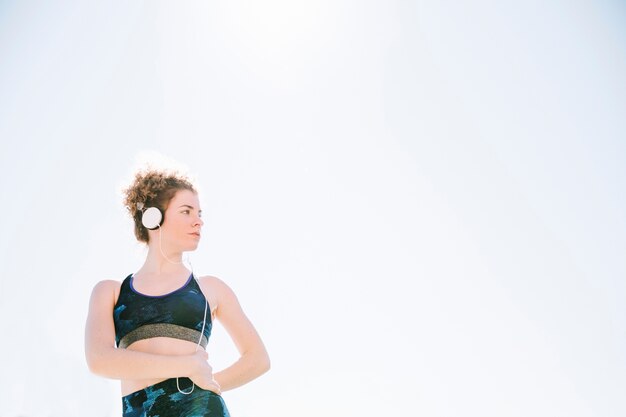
[{"xmin": 122, "ymin": 169, "xmax": 196, "ymax": 243}]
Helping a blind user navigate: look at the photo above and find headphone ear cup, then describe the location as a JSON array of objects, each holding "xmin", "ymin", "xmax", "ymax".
[{"xmin": 142, "ymin": 207, "xmax": 163, "ymax": 230}]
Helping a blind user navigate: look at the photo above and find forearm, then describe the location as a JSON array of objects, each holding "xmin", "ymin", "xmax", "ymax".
[
  {"xmin": 213, "ymin": 349, "xmax": 270, "ymax": 392},
  {"xmin": 86, "ymin": 346, "xmax": 193, "ymax": 380}
]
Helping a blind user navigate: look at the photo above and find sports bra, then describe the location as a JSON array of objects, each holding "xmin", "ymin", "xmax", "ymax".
[{"xmin": 113, "ymin": 273, "xmax": 212, "ymax": 349}]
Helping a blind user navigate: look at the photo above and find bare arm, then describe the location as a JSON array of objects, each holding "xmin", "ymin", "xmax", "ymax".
[
  {"xmin": 203, "ymin": 277, "xmax": 270, "ymax": 392},
  {"xmin": 84, "ymin": 280, "xmax": 206, "ymax": 381}
]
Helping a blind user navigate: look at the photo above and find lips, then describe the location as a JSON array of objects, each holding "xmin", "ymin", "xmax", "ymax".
[{"xmin": 190, "ymin": 232, "xmax": 201, "ymax": 238}]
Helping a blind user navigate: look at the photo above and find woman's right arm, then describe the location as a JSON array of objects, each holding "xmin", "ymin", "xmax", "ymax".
[{"xmin": 84, "ymin": 280, "xmax": 210, "ymax": 381}]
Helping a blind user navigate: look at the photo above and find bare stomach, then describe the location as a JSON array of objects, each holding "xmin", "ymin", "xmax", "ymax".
[{"xmin": 121, "ymin": 337, "xmax": 202, "ymax": 396}]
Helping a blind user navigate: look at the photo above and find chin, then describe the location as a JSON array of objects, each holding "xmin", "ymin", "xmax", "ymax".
[{"xmin": 184, "ymin": 243, "xmax": 200, "ymax": 252}]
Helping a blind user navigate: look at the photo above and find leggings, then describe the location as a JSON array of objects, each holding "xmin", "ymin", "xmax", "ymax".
[{"xmin": 122, "ymin": 378, "xmax": 231, "ymax": 417}]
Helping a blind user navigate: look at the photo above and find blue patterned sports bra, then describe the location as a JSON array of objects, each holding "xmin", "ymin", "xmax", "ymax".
[{"xmin": 113, "ymin": 273, "xmax": 211, "ymax": 349}]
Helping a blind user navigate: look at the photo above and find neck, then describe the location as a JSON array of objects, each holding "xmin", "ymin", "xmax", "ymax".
[{"xmin": 142, "ymin": 241, "xmax": 186, "ymax": 275}]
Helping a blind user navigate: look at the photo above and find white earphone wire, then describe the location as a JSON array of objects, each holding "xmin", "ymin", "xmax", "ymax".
[
  {"xmin": 157, "ymin": 226, "xmax": 185, "ymax": 265},
  {"xmin": 176, "ymin": 288, "xmax": 208, "ymax": 395},
  {"xmin": 150, "ymin": 222, "xmax": 206, "ymax": 394}
]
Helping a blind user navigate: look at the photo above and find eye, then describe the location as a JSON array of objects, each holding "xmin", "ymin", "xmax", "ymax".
[{"xmin": 181, "ymin": 209, "xmax": 190, "ymax": 215}]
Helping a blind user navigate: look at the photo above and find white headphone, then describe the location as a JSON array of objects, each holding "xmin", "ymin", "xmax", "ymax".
[{"xmin": 137, "ymin": 202, "xmax": 163, "ymax": 230}]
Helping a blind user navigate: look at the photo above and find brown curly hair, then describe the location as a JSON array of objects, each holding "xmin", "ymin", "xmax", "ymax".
[{"xmin": 123, "ymin": 169, "xmax": 196, "ymax": 243}]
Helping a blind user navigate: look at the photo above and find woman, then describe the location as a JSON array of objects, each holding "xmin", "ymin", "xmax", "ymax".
[{"xmin": 85, "ymin": 169, "xmax": 270, "ymax": 417}]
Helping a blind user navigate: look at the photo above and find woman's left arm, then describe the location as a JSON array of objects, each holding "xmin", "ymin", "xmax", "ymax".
[{"xmin": 201, "ymin": 276, "xmax": 270, "ymax": 392}]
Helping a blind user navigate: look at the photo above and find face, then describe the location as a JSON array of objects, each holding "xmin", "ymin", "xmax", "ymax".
[{"xmin": 159, "ymin": 189, "xmax": 204, "ymax": 252}]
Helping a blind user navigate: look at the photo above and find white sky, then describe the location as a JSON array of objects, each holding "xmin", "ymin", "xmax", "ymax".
[{"xmin": 0, "ymin": 1, "xmax": 625, "ymax": 416}]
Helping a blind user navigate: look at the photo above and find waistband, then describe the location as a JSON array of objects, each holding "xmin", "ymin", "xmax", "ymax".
[
  {"xmin": 122, "ymin": 378, "xmax": 229, "ymax": 417},
  {"xmin": 123, "ymin": 377, "xmax": 223, "ymax": 399}
]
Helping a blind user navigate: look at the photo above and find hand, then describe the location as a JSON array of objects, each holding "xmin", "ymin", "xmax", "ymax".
[{"xmin": 188, "ymin": 350, "xmax": 222, "ymax": 395}]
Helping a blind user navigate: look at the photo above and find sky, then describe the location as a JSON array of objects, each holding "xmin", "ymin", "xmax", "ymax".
[{"xmin": 0, "ymin": 1, "xmax": 625, "ymax": 416}]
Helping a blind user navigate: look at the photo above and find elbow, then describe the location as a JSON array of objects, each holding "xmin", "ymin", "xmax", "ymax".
[
  {"xmin": 245, "ymin": 348, "xmax": 270, "ymax": 377},
  {"xmin": 242, "ymin": 338, "xmax": 270, "ymax": 373},
  {"xmin": 85, "ymin": 348, "xmax": 112, "ymax": 377},
  {"xmin": 263, "ymin": 353, "xmax": 271, "ymax": 373},
  {"xmin": 85, "ymin": 354, "xmax": 104, "ymax": 376},
  {"xmin": 258, "ymin": 351, "xmax": 271, "ymax": 375}
]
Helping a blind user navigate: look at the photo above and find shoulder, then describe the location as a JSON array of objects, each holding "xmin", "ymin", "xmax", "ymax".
[
  {"xmin": 196, "ymin": 275, "xmax": 240, "ymax": 309},
  {"xmin": 198, "ymin": 275, "xmax": 245, "ymax": 325},
  {"xmin": 91, "ymin": 279, "xmax": 121, "ymax": 294},
  {"xmin": 197, "ymin": 275, "xmax": 237, "ymax": 296},
  {"xmin": 89, "ymin": 279, "xmax": 124, "ymax": 306}
]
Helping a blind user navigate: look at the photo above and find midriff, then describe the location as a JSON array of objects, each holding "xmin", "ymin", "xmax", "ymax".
[{"xmin": 121, "ymin": 337, "xmax": 204, "ymax": 396}]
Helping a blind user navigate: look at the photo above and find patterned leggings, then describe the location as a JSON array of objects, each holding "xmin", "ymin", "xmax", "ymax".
[{"xmin": 122, "ymin": 378, "xmax": 231, "ymax": 417}]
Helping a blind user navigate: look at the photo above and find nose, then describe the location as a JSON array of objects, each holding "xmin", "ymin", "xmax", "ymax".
[{"xmin": 195, "ymin": 215, "xmax": 204, "ymax": 227}]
